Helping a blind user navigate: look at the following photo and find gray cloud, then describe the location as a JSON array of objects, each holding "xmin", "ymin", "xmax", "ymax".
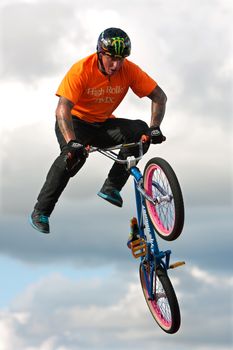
[
  {"xmin": 0, "ymin": 266, "xmax": 231, "ymax": 350},
  {"xmin": 0, "ymin": 1, "xmax": 83, "ymax": 82},
  {"xmin": 0, "ymin": 198, "xmax": 232, "ymax": 276},
  {"xmin": 159, "ymin": 1, "xmax": 232, "ymax": 126}
]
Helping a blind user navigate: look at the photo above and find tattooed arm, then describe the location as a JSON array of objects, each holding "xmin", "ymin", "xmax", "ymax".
[
  {"xmin": 147, "ymin": 85, "xmax": 167, "ymax": 127},
  {"xmin": 55, "ymin": 96, "xmax": 75, "ymax": 143}
]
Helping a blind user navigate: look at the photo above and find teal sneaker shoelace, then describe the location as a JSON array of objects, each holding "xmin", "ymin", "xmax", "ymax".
[{"xmin": 39, "ymin": 215, "xmax": 49, "ymax": 224}]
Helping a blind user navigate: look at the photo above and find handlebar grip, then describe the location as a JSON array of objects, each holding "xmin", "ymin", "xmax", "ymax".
[
  {"xmin": 141, "ymin": 134, "xmax": 166, "ymax": 143},
  {"xmin": 141, "ymin": 134, "xmax": 150, "ymax": 143}
]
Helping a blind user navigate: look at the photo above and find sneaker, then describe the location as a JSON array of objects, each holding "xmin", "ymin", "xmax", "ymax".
[
  {"xmin": 30, "ymin": 209, "xmax": 50, "ymax": 234},
  {"xmin": 97, "ymin": 188, "xmax": 123, "ymax": 207}
]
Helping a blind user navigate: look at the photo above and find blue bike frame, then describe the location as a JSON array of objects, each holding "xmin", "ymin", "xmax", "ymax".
[
  {"xmin": 90, "ymin": 142, "xmax": 175, "ymax": 301},
  {"xmin": 90, "ymin": 141, "xmax": 184, "ymax": 333},
  {"xmin": 130, "ymin": 165, "xmax": 172, "ymax": 300}
]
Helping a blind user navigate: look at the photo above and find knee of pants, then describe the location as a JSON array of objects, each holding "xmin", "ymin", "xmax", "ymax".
[
  {"xmin": 66, "ymin": 156, "xmax": 86, "ymax": 177},
  {"xmin": 135, "ymin": 119, "xmax": 149, "ymax": 132},
  {"xmin": 137, "ymin": 119, "xmax": 149, "ymax": 128},
  {"xmin": 53, "ymin": 152, "xmax": 86, "ymax": 178},
  {"xmin": 131, "ymin": 120, "xmax": 149, "ymax": 141}
]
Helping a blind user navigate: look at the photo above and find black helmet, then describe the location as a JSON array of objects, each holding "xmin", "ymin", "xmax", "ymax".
[{"xmin": 97, "ymin": 27, "xmax": 131, "ymax": 58}]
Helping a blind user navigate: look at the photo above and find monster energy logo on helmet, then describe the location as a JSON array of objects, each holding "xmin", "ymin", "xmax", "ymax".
[
  {"xmin": 97, "ymin": 27, "xmax": 131, "ymax": 58},
  {"xmin": 112, "ymin": 37, "xmax": 125, "ymax": 56}
]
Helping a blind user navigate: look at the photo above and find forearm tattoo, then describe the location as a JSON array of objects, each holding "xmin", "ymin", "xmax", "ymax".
[
  {"xmin": 57, "ymin": 116, "xmax": 74, "ymax": 134},
  {"xmin": 148, "ymin": 86, "xmax": 167, "ymax": 127},
  {"xmin": 151, "ymin": 102, "xmax": 166, "ymax": 127},
  {"xmin": 56, "ymin": 97, "xmax": 75, "ymax": 141}
]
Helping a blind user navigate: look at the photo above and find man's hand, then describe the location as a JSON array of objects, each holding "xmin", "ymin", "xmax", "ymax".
[
  {"xmin": 148, "ymin": 126, "xmax": 166, "ymax": 144},
  {"xmin": 65, "ymin": 140, "xmax": 88, "ymax": 176},
  {"xmin": 67, "ymin": 140, "xmax": 88, "ymax": 159}
]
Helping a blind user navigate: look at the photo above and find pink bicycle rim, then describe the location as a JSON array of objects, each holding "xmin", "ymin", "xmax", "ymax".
[{"xmin": 145, "ymin": 164, "xmax": 174, "ymax": 235}]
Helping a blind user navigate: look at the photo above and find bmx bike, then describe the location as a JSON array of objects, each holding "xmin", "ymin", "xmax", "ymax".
[{"xmin": 90, "ymin": 139, "xmax": 185, "ymax": 334}]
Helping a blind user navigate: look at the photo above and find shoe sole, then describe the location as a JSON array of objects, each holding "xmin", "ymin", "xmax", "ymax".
[
  {"xmin": 29, "ymin": 215, "xmax": 50, "ymax": 234},
  {"xmin": 97, "ymin": 192, "xmax": 122, "ymax": 208}
]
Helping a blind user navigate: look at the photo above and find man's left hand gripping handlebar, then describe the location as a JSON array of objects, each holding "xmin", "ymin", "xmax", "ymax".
[{"xmin": 141, "ymin": 126, "xmax": 166, "ymax": 144}]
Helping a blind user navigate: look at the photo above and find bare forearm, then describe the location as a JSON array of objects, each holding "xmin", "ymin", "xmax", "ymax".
[
  {"xmin": 57, "ymin": 114, "xmax": 75, "ymax": 142},
  {"xmin": 148, "ymin": 85, "xmax": 167, "ymax": 127},
  {"xmin": 151, "ymin": 102, "xmax": 166, "ymax": 127},
  {"xmin": 56, "ymin": 97, "xmax": 76, "ymax": 143}
]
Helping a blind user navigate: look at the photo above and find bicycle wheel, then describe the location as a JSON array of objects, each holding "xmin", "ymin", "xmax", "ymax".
[
  {"xmin": 139, "ymin": 263, "xmax": 180, "ymax": 334},
  {"xmin": 143, "ymin": 157, "xmax": 184, "ymax": 241}
]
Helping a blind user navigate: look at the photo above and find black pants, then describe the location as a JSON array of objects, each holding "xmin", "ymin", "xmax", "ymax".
[{"xmin": 35, "ymin": 117, "xmax": 149, "ymax": 215}]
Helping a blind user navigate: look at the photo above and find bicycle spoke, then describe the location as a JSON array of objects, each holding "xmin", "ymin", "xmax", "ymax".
[
  {"xmin": 155, "ymin": 278, "xmax": 172, "ymax": 324},
  {"xmin": 151, "ymin": 167, "xmax": 175, "ymax": 232}
]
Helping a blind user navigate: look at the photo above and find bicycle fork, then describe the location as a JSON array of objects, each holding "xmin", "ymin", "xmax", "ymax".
[{"xmin": 130, "ymin": 167, "xmax": 173, "ymax": 205}]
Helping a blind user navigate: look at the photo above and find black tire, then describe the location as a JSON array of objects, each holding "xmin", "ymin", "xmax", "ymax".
[
  {"xmin": 143, "ymin": 157, "xmax": 184, "ymax": 241},
  {"xmin": 139, "ymin": 264, "xmax": 181, "ymax": 334}
]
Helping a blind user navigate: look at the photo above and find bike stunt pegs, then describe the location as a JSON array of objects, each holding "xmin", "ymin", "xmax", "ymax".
[
  {"xmin": 128, "ymin": 217, "xmax": 147, "ymax": 258},
  {"xmin": 169, "ymin": 261, "xmax": 186, "ymax": 269}
]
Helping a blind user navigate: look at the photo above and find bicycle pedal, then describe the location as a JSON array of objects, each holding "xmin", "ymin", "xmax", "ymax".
[
  {"xmin": 169, "ymin": 261, "xmax": 185, "ymax": 269},
  {"xmin": 131, "ymin": 238, "xmax": 147, "ymax": 258}
]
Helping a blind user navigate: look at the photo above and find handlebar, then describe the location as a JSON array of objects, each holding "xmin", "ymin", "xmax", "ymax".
[
  {"xmin": 88, "ymin": 140, "xmax": 145, "ymax": 169},
  {"xmin": 87, "ymin": 134, "xmax": 166, "ymax": 169},
  {"xmin": 88, "ymin": 141, "xmax": 141, "ymax": 153},
  {"xmin": 88, "ymin": 133, "xmax": 151, "ymax": 153}
]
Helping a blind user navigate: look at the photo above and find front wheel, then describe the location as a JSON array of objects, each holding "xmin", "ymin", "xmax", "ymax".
[
  {"xmin": 139, "ymin": 264, "xmax": 180, "ymax": 334},
  {"xmin": 143, "ymin": 157, "xmax": 184, "ymax": 241}
]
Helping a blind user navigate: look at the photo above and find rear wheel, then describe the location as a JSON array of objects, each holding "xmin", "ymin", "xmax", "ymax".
[
  {"xmin": 143, "ymin": 157, "xmax": 184, "ymax": 241},
  {"xmin": 139, "ymin": 264, "xmax": 180, "ymax": 334}
]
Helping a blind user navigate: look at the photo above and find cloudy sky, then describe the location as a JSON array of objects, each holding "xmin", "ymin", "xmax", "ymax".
[{"xmin": 0, "ymin": 0, "xmax": 232, "ymax": 349}]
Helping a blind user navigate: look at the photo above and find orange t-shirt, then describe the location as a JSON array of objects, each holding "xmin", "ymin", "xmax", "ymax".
[{"xmin": 56, "ymin": 53, "xmax": 157, "ymax": 123}]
